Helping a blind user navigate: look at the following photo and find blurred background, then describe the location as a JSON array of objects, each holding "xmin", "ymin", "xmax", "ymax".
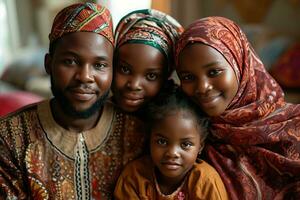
[{"xmin": 1, "ymin": 0, "xmax": 300, "ymax": 116}]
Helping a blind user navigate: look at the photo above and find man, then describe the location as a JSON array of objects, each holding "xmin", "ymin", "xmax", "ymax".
[{"xmin": 0, "ymin": 3, "xmax": 145, "ymax": 199}]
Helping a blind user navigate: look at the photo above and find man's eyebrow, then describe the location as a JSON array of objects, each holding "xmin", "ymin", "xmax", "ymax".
[{"xmin": 59, "ymin": 51, "xmax": 110, "ymax": 61}]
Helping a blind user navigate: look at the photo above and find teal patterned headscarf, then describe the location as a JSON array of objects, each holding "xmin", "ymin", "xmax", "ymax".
[{"xmin": 115, "ymin": 9, "xmax": 183, "ymax": 75}]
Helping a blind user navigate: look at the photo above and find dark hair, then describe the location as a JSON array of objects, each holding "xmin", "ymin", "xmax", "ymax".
[{"xmin": 145, "ymin": 80, "xmax": 209, "ymax": 145}]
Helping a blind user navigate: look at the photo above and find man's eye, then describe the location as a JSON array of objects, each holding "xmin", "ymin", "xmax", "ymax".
[
  {"xmin": 94, "ymin": 63, "xmax": 106, "ymax": 70},
  {"xmin": 120, "ymin": 66, "xmax": 131, "ymax": 74},
  {"xmin": 63, "ymin": 59, "xmax": 76, "ymax": 65},
  {"xmin": 146, "ymin": 73, "xmax": 158, "ymax": 81},
  {"xmin": 157, "ymin": 138, "xmax": 167, "ymax": 146}
]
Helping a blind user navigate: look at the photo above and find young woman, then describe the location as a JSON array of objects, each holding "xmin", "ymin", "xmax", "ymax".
[
  {"xmin": 175, "ymin": 16, "xmax": 300, "ymax": 200},
  {"xmin": 114, "ymin": 83, "xmax": 228, "ymax": 199},
  {"xmin": 112, "ymin": 9, "xmax": 183, "ymax": 113}
]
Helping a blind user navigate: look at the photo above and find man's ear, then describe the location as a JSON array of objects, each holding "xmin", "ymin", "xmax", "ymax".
[{"xmin": 44, "ymin": 53, "xmax": 52, "ymax": 75}]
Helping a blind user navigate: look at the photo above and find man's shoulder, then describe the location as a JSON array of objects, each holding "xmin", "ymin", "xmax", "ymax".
[{"xmin": 0, "ymin": 102, "xmax": 40, "ymax": 123}]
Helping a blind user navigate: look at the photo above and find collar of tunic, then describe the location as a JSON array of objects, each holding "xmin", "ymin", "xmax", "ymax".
[{"xmin": 37, "ymin": 100, "xmax": 115, "ymax": 158}]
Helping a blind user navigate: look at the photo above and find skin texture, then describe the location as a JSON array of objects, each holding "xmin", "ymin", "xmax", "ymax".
[
  {"xmin": 150, "ymin": 110, "xmax": 202, "ymax": 195},
  {"xmin": 112, "ymin": 43, "xmax": 167, "ymax": 112},
  {"xmin": 44, "ymin": 32, "xmax": 113, "ymax": 132},
  {"xmin": 177, "ymin": 43, "xmax": 239, "ymax": 117}
]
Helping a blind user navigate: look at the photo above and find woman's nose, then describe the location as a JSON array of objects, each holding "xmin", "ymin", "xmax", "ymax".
[{"xmin": 196, "ymin": 78, "xmax": 212, "ymax": 94}]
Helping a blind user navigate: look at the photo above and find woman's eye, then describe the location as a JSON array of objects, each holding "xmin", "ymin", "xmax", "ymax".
[
  {"xmin": 208, "ymin": 69, "xmax": 222, "ymax": 77},
  {"xmin": 146, "ymin": 73, "xmax": 158, "ymax": 81},
  {"xmin": 120, "ymin": 66, "xmax": 131, "ymax": 74},
  {"xmin": 94, "ymin": 63, "xmax": 106, "ymax": 70},
  {"xmin": 157, "ymin": 138, "xmax": 167, "ymax": 146},
  {"xmin": 181, "ymin": 141, "xmax": 193, "ymax": 149}
]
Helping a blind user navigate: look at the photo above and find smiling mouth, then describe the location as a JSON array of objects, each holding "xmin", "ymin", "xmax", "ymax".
[
  {"xmin": 197, "ymin": 94, "xmax": 221, "ymax": 106},
  {"xmin": 123, "ymin": 97, "xmax": 144, "ymax": 106},
  {"xmin": 69, "ymin": 88, "xmax": 95, "ymax": 101},
  {"xmin": 121, "ymin": 93, "xmax": 144, "ymax": 106}
]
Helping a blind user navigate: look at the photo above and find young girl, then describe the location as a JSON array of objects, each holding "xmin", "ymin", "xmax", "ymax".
[
  {"xmin": 112, "ymin": 9, "xmax": 183, "ymax": 113},
  {"xmin": 175, "ymin": 16, "xmax": 300, "ymax": 200},
  {"xmin": 114, "ymin": 83, "xmax": 228, "ymax": 199}
]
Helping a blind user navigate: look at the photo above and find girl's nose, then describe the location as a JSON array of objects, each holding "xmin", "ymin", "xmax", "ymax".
[
  {"xmin": 165, "ymin": 145, "xmax": 180, "ymax": 158},
  {"xmin": 126, "ymin": 76, "xmax": 142, "ymax": 91}
]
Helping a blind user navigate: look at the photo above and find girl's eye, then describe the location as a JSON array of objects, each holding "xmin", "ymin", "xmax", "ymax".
[
  {"xmin": 180, "ymin": 74, "xmax": 194, "ymax": 81},
  {"xmin": 181, "ymin": 141, "xmax": 193, "ymax": 150},
  {"xmin": 94, "ymin": 63, "xmax": 106, "ymax": 70},
  {"xmin": 146, "ymin": 73, "xmax": 158, "ymax": 81},
  {"xmin": 120, "ymin": 66, "xmax": 131, "ymax": 74},
  {"xmin": 157, "ymin": 138, "xmax": 167, "ymax": 146},
  {"xmin": 208, "ymin": 69, "xmax": 222, "ymax": 77}
]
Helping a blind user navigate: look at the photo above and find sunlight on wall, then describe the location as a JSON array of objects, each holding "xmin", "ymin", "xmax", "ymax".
[
  {"xmin": 97, "ymin": 0, "xmax": 151, "ymax": 30},
  {"xmin": 0, "ymin": 0, "xmax": 7, "ymax": 74}
]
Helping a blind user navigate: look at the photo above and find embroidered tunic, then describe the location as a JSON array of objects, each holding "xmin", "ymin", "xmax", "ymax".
[{"xmin": 0, "ymin": 100, "xmax": 146, "ymax": 199}]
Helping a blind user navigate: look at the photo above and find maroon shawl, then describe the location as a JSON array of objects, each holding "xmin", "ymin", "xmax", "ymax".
[{"xmin": 175, "ymin": 16, "xmax": 300, "ymax": 200}]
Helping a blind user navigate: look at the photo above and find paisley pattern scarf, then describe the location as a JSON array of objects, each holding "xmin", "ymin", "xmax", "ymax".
[{"xmin": 175, "ymin": 16, "xmax": 300, "ymax": 200}]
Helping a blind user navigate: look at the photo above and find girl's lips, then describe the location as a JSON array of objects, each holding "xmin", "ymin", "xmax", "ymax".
[
  {"xmin": 123, "ymin": 97, "xmax": 144, "ymax": 107},
  {"xmin": 161, "ymin": 161, "xmax": 181, "ymax": 170}
]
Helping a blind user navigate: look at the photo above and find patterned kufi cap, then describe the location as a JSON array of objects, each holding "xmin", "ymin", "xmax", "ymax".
[{"xmin": 49, "ymin": 2, "xmax": 114, "ymax": 45}]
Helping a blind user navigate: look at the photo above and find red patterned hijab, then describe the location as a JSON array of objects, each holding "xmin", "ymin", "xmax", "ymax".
[
  {"xmin": 175, "ymin": 16, "xmax": 300, "ymax": 200},
  {"xmin": 49, "ymin": 2, "xmax": 114, "ymax": 45}
]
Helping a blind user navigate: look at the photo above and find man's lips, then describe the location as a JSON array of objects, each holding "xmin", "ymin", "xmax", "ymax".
[{"xmin": 69, "ymin": 88, "xmax": 96, "ymax": 101}]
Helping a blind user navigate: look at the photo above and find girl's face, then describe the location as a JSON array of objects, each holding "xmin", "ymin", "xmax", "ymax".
[
  {"xmin": 112, "ymin": 43, "xmax": 166, "ymax": 112},
  {"xmin": 177, "ymin": 43, "xmax": 239, "ymax": 117},
  {"xmin": 150, "ymin": 110, "xmax": 202, "ymax": 184}
]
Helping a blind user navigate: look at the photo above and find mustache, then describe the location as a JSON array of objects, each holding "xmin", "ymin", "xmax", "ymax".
[{"xmin": 66, "ymin": 84, "xmax": 99, "ymax": 94}]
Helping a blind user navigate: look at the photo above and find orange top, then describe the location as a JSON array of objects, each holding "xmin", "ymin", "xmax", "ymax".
[{"xmin": 114, "ymin": 156, "xmax": 228, "ymax": 200}]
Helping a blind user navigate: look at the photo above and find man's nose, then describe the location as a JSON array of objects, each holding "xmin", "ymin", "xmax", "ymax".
[{"xmin": 75, "ymin": 64, "xmax": 94, "ymax": 83}]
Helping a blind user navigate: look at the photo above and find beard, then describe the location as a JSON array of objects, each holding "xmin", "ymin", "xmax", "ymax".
[{"xmin": 50, "ymin": 76, "xmax": 110, "ymax": 119}]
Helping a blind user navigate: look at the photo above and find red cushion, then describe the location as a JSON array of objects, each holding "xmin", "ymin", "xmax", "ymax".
[
  {"xmin": 0, "ymin": 91, "xmax": 43, "ymax": 117},
  {"xmin": 269, "ymin": 43, "xmax": 300, "ymax": 88}
]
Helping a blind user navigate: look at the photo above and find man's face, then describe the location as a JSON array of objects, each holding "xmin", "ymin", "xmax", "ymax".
[{"xmin": 45, "ymin": 32, "xmax": 113, "ymax": 118}]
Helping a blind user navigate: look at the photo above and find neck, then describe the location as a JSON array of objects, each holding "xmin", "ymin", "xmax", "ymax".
[
  {"xmin": 155, "ymin": 168, "xmax": 186, "ymax": 195},
  {"xmin": 50, "ymin": 99, "xmax": 102, "ymax": 132}
]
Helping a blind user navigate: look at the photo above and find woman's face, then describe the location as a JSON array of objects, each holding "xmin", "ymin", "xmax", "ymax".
[
  {"xmin": 177, "ymin": 43, "xmax": 239, "ymax": 117},
  {"xmin": 112, "ymin": 43, "xmax": 167, "ymax": 112}
]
